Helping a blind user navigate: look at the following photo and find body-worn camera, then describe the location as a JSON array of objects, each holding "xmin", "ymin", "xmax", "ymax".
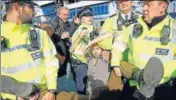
[
  {"xmin": 132, "ymin": 23, "xmax": 143, "ymax": 39},
  {"xmin": 117, "ymin": 20, "xmax": 123, "ymax": 31},
  {"xmin": 160, "ymin": 25, "xmax": 170, "ymax": 45},
  {"xmin": 28, "ymin": 30, "xmax": 40, "ymax": 51},
  {"xmin": 1, "ymin": 36, "xmax": 8, "ymax": 51}
]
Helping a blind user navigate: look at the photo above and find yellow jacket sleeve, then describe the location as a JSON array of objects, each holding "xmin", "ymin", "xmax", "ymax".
[
  {"xmin": 160, "ymin": 23, "xmax": 176, "ymax": 84},
  {"xmin": 174, "ymin": 44, "xmax": 176, "ymax": 55},
  {"xmin": 42, "ymin": 30, "xmax": 59, "ymax": 90},
  {"xmin": 101, "ymin": 18, "xmax": 114, "ymax": 33},
  {"xmin": 111, "ymin": 46, "xmax": 122, "ymax": 67},
  {"xmin": 72, "ymin": 27, "xmax": 80, "ymax": 44},
  {"xmin": 98, "ymin": 18, "xmax": 113, "ymax": 50},
  {"xmin": 72, "ymin": 26, "xmax": 82, "ymax": 48},
  {"xmin": 1, "ymin": 93, "xmax": 16, "ymax": 100},
  {"xmin": 161, "ymin": 59, "xmax": 176, "ymax": 84}
]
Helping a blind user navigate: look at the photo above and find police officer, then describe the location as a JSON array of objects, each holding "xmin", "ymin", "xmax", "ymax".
[
  {"xmin": 1, "ymin": 0, "xmax": 59, "ymax": 99},
  {"xmin": 1, "ymin": 0, "xmax": 94, "ymax": 100},
  {"xmin": 85, "ymin": 0, "xmax": 138, "ymax": 90},
  {"xmin": 70, "ymin": 7, "xmax": 94, "ymax": 95},
  {"xmin": 116, "ymin": 0, "xmax": 176, "ymax": 99}
]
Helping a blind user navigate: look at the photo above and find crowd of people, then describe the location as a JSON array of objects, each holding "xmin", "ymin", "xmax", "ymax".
[{"xmin": 1, "ymin": 0, "xmax": 176, "ymax": 100}]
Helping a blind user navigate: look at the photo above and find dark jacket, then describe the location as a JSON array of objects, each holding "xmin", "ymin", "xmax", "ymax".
[
  {"xmin": 69, "ymin": 21, "xmax": 79, "ymax": 36},
  {"xmin": 51, "ymin": 16, "xmax": 72, "ymax": 65},
  {"xmin": 52, "ymin": 16, "xmax": 72, "ymax": 37}
]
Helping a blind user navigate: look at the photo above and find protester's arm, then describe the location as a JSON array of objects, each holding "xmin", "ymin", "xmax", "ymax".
[
  {"xmin": 84, "ymin": 18, "xmax": 113, "ymax": 53},
  {"xmin": 87, "ymin": 32, "xmax": 112, "ymax": 48},
  {"xmin": 92, "ymin": 17, "xmax": 113, "ymax": 45}
]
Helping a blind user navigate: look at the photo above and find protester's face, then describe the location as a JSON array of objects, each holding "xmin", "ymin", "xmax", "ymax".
[
  {"xmin": 143, "ymin": 1, "xmax": 166, "ymax": 23},
  {"xmin": 59, "ymin": 9, "xmax": 69, "ymax": 22},
  {"xmin": 92, "ymin": 45, "xmax": 102, "ymax": 58},
  {"xmin": 81, "ymin": 16, "xmax": 93, "ymax": 25},
  {"xmin": 118, "ymin": 0, "xmax": 132, "ymax": 13},
  {"xmin": 20, "ymin": 3, "xmax": 36, "ymax": 23}
]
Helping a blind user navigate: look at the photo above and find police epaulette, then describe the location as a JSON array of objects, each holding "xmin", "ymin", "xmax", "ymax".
[{"xmin": 109, "ymin": 14, "xmax": 116, "ymax": 18}]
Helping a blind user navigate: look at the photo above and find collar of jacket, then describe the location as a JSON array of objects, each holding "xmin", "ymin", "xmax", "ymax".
[
  {"xmin": 81, "ymin": 23, "xmax": 93, "ymax": 27},
  {"xmin": 119, "ymin": 12, "xmax": 137, "ymax": 21},
  {"xmin": 2, "ymin": 21, "xmax": 30, "ymax": 32},
  {"xmin": 144, "ymin": 14, "xmax": 167, "ymax": 29},
  {"xmin": 118, "ymin": 12, "xmax": 138, "ymax": 27}
]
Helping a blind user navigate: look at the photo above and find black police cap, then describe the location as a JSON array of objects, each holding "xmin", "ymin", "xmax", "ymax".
[{"xmin": 77, "ymin": 7, "xmax": 93, "ymax": 19}]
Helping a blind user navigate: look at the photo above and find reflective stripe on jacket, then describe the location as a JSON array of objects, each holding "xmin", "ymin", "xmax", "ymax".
[
  {"xmin": 1, "ymin": 22, "xmax": 59, "ymax": 99},
  {"xmin": 72, "ymin": 23, "xmax": 94, "ymax": 63},
  {"xmin": 128, "ymin": 16, "xmax": 176, "ymax": 84},
  {"xmin": 98, "ymin": 12, "xmax": 137, "ymax": 67}
]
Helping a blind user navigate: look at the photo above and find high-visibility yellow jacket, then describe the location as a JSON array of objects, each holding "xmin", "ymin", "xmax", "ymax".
[
  {"xmin": 98, "ymin": 12, "xmax": 138, "ymax": 67},
  {"xmin": 72, "ymin": 23, "xmax": 94, "ymax": 63},
  {"xmin": 128, "ymin": 16, "xmax": 176, "ymax": 84},
  {"xmin": 1, "ymin": 21, "xmax": 59, "ymax": 99}
]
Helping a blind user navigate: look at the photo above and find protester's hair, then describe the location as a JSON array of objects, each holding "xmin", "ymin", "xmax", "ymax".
[
  {"xmin": 91, "ymin": 44, "xmax": 102, "ymax": 54},
  {"xmin": 92, "ymin": 43, "xmax": 100, "ymax": 48},
  {"xmin": 57, "ymin": 7, "xmax": 69, "ymax": 15}
]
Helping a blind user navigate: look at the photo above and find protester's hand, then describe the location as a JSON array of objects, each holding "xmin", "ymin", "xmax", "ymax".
[
  {"xmin": 113, "ymin": 67, "xmax": 122, "ymax": 77},
  {"xmin": 41, "ymin": 92, "xmax": 55, "ymax": 100},
  {"xmin": 61, "ymin": 32, "xmax": 70, "ymax": 39}
]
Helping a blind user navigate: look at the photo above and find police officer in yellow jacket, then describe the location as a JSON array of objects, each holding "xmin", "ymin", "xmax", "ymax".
[
  {"xmin": 1, "ymin": 0, "xmax": 59, "ymax": 99},
  {"xmin": 85, "ymin": 0, "xmax": 138, "ymax": 90},
  {"xmin": 70, "ymin": 7, "xmax": 95, "ymax": 95},
  {"xmin": 116, "ymin": 0, "xmax": 176, "ymax": 99}
]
